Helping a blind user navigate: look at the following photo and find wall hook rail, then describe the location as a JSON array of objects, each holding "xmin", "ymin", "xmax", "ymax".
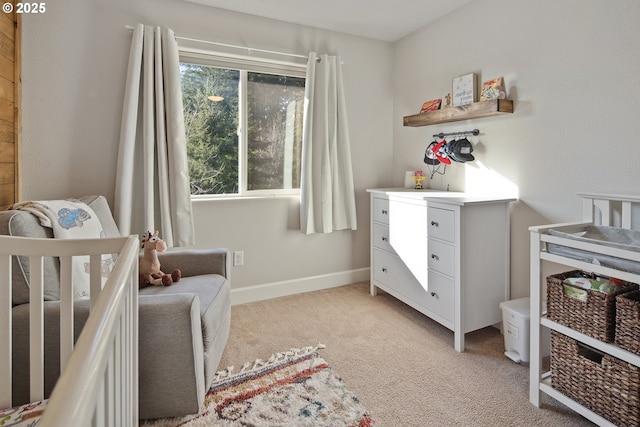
[{"xmin": 432, "ymin": 129, "xmax": 479, "ymax": 139}]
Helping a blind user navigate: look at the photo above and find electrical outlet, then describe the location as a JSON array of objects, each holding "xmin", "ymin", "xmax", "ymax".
[{"xmin": 233, "ymin": 251, "xmax": 244, "ymax": 266}]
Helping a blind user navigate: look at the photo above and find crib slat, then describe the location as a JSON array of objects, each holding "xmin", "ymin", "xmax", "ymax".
[
  {"xmin": 95, "ymin": 381, "xmax": 105, "ymax": 427},
  {"xmin": 0, "ymin": 254, "xmax": 12, "ymax": 408},
  {"xmin": 582, "ymin": 196, "xmax": 595, "ymax": 222},
  {"xmin": 130, "ymin": 263, "xmax": 139, "ymax": 422},
  {"xmin": 110, "ymin": 336, "xmax": 117, "ymax": 427},
  {"xmin": 119, "ymin": 307, "xmax": 126, "ymax": 425},
  {"xmin": 59, "ymin": 256, "xmax": 73, "ymax": 371},
  {"xmin": 124, "ymin": 296, "xmax": 132, "ymax": 423},
  {"xmin": 29, "ymin": 255, "xmax": 45, "ymax": 402},
  {"xmin": 594, "ymin": 199, "xmax": 611, "ymax": 226},
  {"xmin": 114, "ymin": 321, "xmax": 124, "ymax": 425},
  {"xmin": 90, "ymin": 254, "xmax": 102, "ymax": 311},
  {"xmin": 622, "ymin": 201, "xmax": 632, "ymax": 229}
]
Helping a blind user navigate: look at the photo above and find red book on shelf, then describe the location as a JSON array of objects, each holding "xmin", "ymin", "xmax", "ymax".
[{"xmin": 420, "ymin": 99, "xmax": 442, "ymax": 113}]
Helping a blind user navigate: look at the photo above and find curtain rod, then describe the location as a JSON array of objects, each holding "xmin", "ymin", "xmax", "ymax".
[
  {"xmin": 125, "ymin": 25, "xmax": 309, "ymax": 61},
  {"xmin": 177, "ymin": 36, "xmax": 310, "ymax": 60}
]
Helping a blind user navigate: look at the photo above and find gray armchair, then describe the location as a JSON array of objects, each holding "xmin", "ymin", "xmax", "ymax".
[{"xmin": 1, "ymin": 195, "xmax": 231, "ymax": 419}]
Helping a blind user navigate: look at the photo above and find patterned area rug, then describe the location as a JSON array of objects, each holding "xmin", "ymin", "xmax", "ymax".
[{"xmin": 143, "ymin": 344, "xmax": 375, "ymax": 427}]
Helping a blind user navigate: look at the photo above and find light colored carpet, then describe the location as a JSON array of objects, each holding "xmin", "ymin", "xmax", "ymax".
[{"xmin": 219, "ymin": 282, "xmax": 594, "ymax": 426}]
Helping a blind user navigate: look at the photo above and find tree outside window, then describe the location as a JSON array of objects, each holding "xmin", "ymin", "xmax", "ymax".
[{"xmin": 180, "ymin": 63, "xmax": 305, "ymax": 196}]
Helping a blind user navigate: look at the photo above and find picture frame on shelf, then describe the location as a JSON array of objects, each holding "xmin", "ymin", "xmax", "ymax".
[{"xmin": 452, "ymin": 73, "xmax": 477, "ymax": 107}]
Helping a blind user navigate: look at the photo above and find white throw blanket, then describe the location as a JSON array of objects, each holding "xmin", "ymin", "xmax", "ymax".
[{"xmin": 13, "ymin": 199, "xmax": 108, "ymax": 299}]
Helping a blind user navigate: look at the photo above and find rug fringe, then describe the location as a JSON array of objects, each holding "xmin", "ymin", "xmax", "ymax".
[{"xmin": 214, "ymin": 342, "xmax": 326, "ymax": 381}]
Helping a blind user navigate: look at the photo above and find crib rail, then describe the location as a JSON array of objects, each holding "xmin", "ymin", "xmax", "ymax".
[
  {"xmin": 578, "ymin": 192, "xmax": 640, "ymax": 229},
  {"xmin": 0, "ymin": 235, "xmax": 139, "ymax": 427}
]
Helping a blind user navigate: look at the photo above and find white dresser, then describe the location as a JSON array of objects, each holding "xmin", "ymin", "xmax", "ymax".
[{"xmin": 367, "ymin": 188, "xmax": 515, "ymax": 351}]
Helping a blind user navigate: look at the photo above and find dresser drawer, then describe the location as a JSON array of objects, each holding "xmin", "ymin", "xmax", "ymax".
[
  {"xmin": 373, "ymin": 223, "xmax": 395, "ymax": 253},
  {"xmin": 373, "ymin": 249, "xmax": 428, "ymax": 303},
  {"xmin": 424, "ymin": 271, "xmax": 454, "ymax": 323},
  {"xmin": 373, "ymin": 197, "xmax": 390, "ymax": 224},
  {"xmin": 427, "ymin": 207, "xmax": 455, "ymax": 242},
  {"xmin": 427, "ymin": 239, "xmax": 455, "ymax": 277}
]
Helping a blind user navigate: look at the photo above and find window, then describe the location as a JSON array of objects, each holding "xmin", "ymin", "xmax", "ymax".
[{"xmin": 179, "ymin": 53, "xmax": 306, "ymax": 196}]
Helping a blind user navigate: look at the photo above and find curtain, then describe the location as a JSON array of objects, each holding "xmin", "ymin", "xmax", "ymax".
[
  {"xmin": 115, "ymin": 24, "xmax": 194, "ymax": 247},
  {"xmin": 300, "ymin": 52, "xmax": 357, "ymax": 234}
]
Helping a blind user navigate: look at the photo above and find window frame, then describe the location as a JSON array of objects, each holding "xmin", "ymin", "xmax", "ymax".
[{"xmin": 179, "ymin": 48, "xmax": 307, "ymax": 199}]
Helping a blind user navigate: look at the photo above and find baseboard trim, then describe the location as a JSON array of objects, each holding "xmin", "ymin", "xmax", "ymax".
[{"xmin": 230, "ymin": 268, "xmax": 370, "ymax": 305}]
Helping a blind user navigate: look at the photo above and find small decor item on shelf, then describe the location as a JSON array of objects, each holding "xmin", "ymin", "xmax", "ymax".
[
  {"xmin": 480, "ymin": 77, "xmax": 506, "ymax": 101},
  {"xmin": 442, "ymin": 92, "xmax": 452, "ymax": 108},
  {"xmin": 420, "ymin": 99, "xmax": 442, "ymax": 113},
  {"xmin": 452, "ymin": 73, "xmax": 477, "ymax": 107},
  {"xmin": 412, "ymin": 170, "xmax": 426, "ymax": 189}
]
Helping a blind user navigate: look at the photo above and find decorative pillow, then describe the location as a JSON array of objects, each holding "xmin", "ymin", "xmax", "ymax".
[{"xmin": 80, "ymin": 195, "xmax": 121, "ymax": 238}]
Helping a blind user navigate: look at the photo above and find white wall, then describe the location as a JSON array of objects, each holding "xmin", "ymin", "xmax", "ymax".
[
  {"xmin": 21, "ymin": 0, "xmax": 394, "ymax": 293},
  {"xmin": 393, "ymin": 0, "xmax": 640, "ymax": 298}
]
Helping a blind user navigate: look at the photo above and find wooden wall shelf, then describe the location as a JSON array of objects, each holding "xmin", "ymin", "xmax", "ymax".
[{"xmin": 403, "ymin": 99, "xmax": 513, "ymax": 127}]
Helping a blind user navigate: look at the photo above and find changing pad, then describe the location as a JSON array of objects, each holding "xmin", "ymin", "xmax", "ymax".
[{"xmin": 547, "ymin": 225, "xmax": 640, "ymax": 274}]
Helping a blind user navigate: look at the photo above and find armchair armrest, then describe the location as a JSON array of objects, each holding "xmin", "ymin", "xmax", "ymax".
[
  {"xmin": 138, "ymin": 293, "xmax": 205, "ymax": 418},
  {"xmin": 156, "ymin": 248, "xmax": 230, "ymax": 279}
]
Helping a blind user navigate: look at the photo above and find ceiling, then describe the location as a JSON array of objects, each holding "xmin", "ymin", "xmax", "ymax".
[{"xmin": 184, "ymin": 0, "xmax": 474, "ymax": 42}]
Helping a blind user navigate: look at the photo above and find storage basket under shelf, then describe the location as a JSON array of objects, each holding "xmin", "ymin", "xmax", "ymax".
[
  {"xmin": 551, "ymin": 330, "xmax": 640, "ymax": 427},
  {"xmin": 616, "ymin": 290, "xmax": 640, "ymax": 355},
  {"xmin": 546, "ymin": 270, "xmax": 638, "ymax": 342}
]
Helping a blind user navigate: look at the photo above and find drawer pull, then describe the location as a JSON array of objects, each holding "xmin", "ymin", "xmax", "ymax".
[
  {"xmin": 381, "ymin": 236, "xmax": 388, "ymax": 242},
  {"xmin": 430, "ymin": 221, "xmax": 439, "ymax": 227},
  {"xmin": 430, "ymin": 292, "xmax": 437, "ymax": 297},
  {"xmin": 381, "ymin": 209, "xmax": 388, "ymax": 215},
  {"xmin": 381, "ymin": 267, "xmax": 387, "ymax": 273},
  {"xmin": 431, "ymin": 254, "xmax": 439, "ymax": 260}
]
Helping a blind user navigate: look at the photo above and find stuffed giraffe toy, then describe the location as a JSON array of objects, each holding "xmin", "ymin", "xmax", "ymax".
[{"xmin": 139, "ymin": 230, "xmax": 181, "ymax": 288}]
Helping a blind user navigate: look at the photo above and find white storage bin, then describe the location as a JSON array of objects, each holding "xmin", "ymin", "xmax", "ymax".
[{"xmin": 500, "ymin": 297, "xmax": 549, "ymax": 364}]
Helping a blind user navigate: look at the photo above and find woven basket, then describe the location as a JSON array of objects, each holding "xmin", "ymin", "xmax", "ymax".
[
  {"xmin": 546, "ymin": 270, "xmax": 638, "ymax": 342},
  {"xmin": 551, "ymin": 331, "xmax": 640, "ymax": 427},
  {"xmin": 616, "ymin": 291, "xmax": 640, "ymax": 355}
]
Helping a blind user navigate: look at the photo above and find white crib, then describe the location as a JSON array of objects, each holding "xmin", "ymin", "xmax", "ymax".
[{"xmin": 0, "ymin": 235, "xmax": 139, "ymax": 426}]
